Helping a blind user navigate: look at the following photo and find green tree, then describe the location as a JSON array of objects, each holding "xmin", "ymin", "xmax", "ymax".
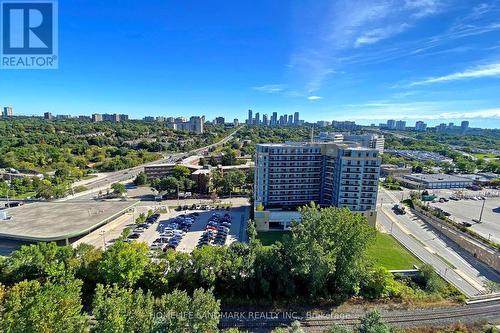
[
  {"xmin": 358, "ymin": 310, "xmax": 390, "ymax": 333},
  {"xmin": 111, "ymin": 182, "xmax": 126, "ymax": 195},
  {"xmin": 285, "ymin": 204, "xmax": 376, "ymax": 299},
  {"xmin": 98, "ymin": 241, "xmax": 149, "ymax": 287},
  {"xmin": 91, "ymin": 284, "xmax": 155, "ymax": 333},
  {"xmin": 360, "ymin": 266, "xmax": 393, "ymax": 300},
  {"xmin": 133, "ymin": 172, "xmax": 147, "ymax": 186},
  {"xmin": 2, "ymin": 242, "xmax": 75, "ymax": 284},
  {"xmin": 172, "ymin": 165, "xmax": 191, "ymax": 179},
  {"xmin": 1, "ymin": 279, "xmax": 87, "ymax": 333},
  {"xmin": 189, "ymin": 288, "xmax": 221, "ymax": 333},
  {"xmin": 152, "ymin": 176, "xmax": 179, "ymax": 194}
]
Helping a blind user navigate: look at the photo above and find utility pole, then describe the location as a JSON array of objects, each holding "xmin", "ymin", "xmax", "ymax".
[{"xmin": 478, "ymin": 198, "xmax": 486, "ymax": 223}]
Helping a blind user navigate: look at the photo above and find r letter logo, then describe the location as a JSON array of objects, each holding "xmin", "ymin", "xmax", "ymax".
[{"xmin": 1, "ymin": 0, "xmax": 58, "ymax": 69}]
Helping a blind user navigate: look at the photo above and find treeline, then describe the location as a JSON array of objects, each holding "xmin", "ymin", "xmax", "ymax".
[{"xmin": 0, "ymin": 205, "xmax": 460, "ymax": 332}]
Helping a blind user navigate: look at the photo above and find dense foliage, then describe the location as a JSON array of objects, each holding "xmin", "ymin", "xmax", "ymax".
[{"xmin": 0, "ymin": 117, "xmax": 232, "ymax": 199}]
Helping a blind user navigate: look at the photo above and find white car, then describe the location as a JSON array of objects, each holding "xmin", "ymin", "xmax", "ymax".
[{"xmin": 133, "ymin": 227, "xmax": 146, "ymax": 233}]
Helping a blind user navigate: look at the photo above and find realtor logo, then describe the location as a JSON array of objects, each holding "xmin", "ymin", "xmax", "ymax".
[{"xmin": 1, "ymin": 0, "xmax": 58, "ymax": 69}]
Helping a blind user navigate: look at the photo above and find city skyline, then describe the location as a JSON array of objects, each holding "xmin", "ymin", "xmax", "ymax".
[{"xmin": 2, "ymin": 1, "xmax": 500, "ymax": 128}]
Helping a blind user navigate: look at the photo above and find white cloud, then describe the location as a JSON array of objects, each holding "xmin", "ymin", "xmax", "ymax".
[
  {"xmin": 308, "ymin": 96, "xmax": 322, "ymax": 101},
  {"xmin": 253, "ymin": 84, "xmax": 286, "ymax": 93},
  {"xmin": 409, "ymin": 63, "xmax": 500, "ymax": 86},
  {"xmin": 288, "ymin": 0, "xmax": 447, "ymax": 93},
  {"xmin": 355, "ymin": 23, "xmax": 411, "ymax": 47}
]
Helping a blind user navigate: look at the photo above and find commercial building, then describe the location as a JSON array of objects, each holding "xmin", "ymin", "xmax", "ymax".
[
  {"xmin": 380, "ymin": 164, "xmax": 412, "ymax": 177},
  {"xmin": 398, "ymin": 174, "xmax": 473, "ymax": 189},
  {"xmin": 2, "ymin": 107, "xmax": 13, "ymax": 117},
  {"xmin": 317, "ymin": 132, "xmax": 344, "ymax": 143},
  {"xmin": 144, "ymin": 164, "xmax": 177, "ymax": 179},
  {"xmin": 254, "ymin": 141, "xmax": 381, "ymax": 230}
]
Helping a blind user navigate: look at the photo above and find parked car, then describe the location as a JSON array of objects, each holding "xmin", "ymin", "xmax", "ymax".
[{"xmin": 127, "ymin": 233, "xmax": 140, "ymax": 239}]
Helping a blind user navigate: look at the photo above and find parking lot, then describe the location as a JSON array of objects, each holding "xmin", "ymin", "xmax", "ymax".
[
  {"xmin": 427, "ymin": 190, "xmax": 500, "ymax": 244},
  {"xmin": 118, "ymin": 204, "xmax": 249, "ymax": 253}
]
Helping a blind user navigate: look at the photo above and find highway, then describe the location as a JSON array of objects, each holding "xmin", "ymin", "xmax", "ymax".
[
  {"xmin": 377, "ymin": 187, "xmax": 500, "ymax": 297},
  {"xmin": 63, "ymin": 126, "xmax": 242, "ymax": 201}
]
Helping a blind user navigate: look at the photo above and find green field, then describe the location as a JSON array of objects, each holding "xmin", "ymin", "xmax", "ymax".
[
  {"xmin": 366, "ymin": 233, "xmax": 422, "ymax": 270},
  {"xmin": 257, "ymin": 231, "xmax": 420, "ymax": 270},
  {"xmin": 256, "ymin": 231, "xmax": 290, "ymax": 246}
]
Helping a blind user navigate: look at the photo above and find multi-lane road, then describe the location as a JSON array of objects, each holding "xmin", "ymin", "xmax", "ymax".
[
  {"xmin": 64, "ymin": 126, "xmax": 242, "ymax": 201},
  {"xmin": 377, "ymin": 187, "xmax": 500, "ymax": 297}
]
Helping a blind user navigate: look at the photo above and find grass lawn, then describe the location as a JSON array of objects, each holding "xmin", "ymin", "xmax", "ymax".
[
  {"xmin": 366, "ymin": 233, "xmax": 422, "ymax": 270},
  {"xmin": 257, "ymin": 231, "xmax": 420, "ymax": 270},
  {"xmin": 473, "ymin": 153, "xmax": 499, "ymax": 159},
  {"xmin": 257, "ymin": 231, "xmax": 290, "ymax": 246}
]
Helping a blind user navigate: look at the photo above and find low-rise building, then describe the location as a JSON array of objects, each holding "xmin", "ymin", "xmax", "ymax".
[
  {"xmin": 380, "ymin": 164, "xmax": 412, "ymax": 177},
  {"xmin": 399, "ymin": 174, "xmax": 473, "ymax": 189}
]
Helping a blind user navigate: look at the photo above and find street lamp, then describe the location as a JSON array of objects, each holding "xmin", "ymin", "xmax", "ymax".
[{"xmin": 99, "ymin": 230, "xmax": 106, "ymax": 249}]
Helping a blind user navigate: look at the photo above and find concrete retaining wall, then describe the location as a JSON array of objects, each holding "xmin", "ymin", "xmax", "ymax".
[{"xmin": 412, "ymin": 206, "xmax": 500, "ymax": 273}]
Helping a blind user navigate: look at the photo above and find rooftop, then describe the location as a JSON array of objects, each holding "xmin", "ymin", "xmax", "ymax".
[
  {"xmin": 0, "ymin": 201, "xmax": 138, "ymax": 242},
  {"xmin": 404, "ymin": 174, "xmax": 473, "ymax": 183}
]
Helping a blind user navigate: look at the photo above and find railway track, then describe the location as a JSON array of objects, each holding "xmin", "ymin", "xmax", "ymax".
[{"xmin": 219, "ymin": 301, "xmax": 500, "ymax": 330}]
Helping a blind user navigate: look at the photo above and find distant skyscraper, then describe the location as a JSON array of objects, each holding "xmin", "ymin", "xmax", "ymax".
[
  {"xmin": 247, "ymin": 109, "xmax": 253, "ymax": 125},
  {"xmin": 2, "ymin": 107, "xmax": 13, "ymax": 117},
  {"xmin": 387, "ymin": 119, "xmax": 396, "ymax": 129},
  {"xmin": 395, "ymin": 120, "xmax": 406, "ymax": 131},
  {"xmin": 294, "ymin": 112, "xmax": 299, "ymax": 125},
  {"xmin": 254, "ymin": 112, "xmax": 260, "ymax": 125},
  {"xmin": 415, "ymin": 121, "xmax": 427, "ymax": 132},
  {"xmin": 271, "ymin": 112, "xmax": 278, "ymax": 126},
  {"xmin": 262, "ymin": 114, "xmax": 269, "ymax": 126},
  {"xmin": 461, "ymin": 121, "xmax": 469, "ymax": 130},
  {"xmin": 233, "ymin": 119, "xmax": 239, "ymax": 126},
  {"xmin": 215, "ymin": 117, "xmax": 225, "ymax": 125},
  {"xmin": 44, "ymin": 112, "xmax": 53, "ymax": 120},
  {"xmin": 288, "ymin": 114, "xmax": 293, "ymax": 125},
  {"xmin": 279, "ymin": 115, "xmax": 284, "ymax": 125}
]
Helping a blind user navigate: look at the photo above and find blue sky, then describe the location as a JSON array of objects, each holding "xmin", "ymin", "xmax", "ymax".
[{"xmin": 2, "ymin": 0, "xmax": 500, "ymax": 128}]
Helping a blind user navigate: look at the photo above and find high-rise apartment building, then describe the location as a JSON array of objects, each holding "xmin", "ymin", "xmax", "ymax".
[
  {"xmin": 215, "ymin": 117, "xmax": 225, "ymax": 125},
  {"xmin": 247, "ymin": 109, "xmax": 253, "ymax": 125},
  {"xmin": 415, "ymin": 121, "xmax": 427, "ymax": 131},
  {"xmin": 92, "ymin": 114, "xmax": 103, "ymax": 122},
  {"xmin": 343, "ymin": 134, "xmax": 385, "ymax": 153},
  {"xmin": 294, "ymin": 112, "xmax": 299, "ymax": 124},
  {"xmin": 271, "ymin": 112, "xmax": 278, "ymax": 126},
  {"xmin": 44, "ymin": 112, "xmax": 53, "ymax": 120},
  {"xmin": 2, "ymin": 107, "xmax": 13, "ymax": 117},
  {"xmin": 262, "ymin": 114, "xmax": 269, "ymax": 126},
  {"xmin": 386, "ymin": 119, "xmax": 396, "ymax": 129},
  {"xmin": 395, "ymin": 120, "xmax": 406, "ymax": 131},
  {"xmin": 254, "ymin": 112, "xmax": 260, "ymax": 125},
  {"xmin": 288, "ymin": 114, "xmax": 293, "ymax": 125},
  {"xmin": 461, "ymin": 121, "xmax": 469, "ymax": 130},
  {"xmin": 254, "ymin": 142, "xmax": 381, "ymax": 226}
]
